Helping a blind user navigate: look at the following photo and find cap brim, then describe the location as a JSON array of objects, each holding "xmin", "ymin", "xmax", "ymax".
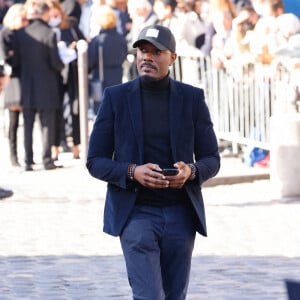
[{"xmin": 132, "ymin": 38, "xmax": 168, "ymax": 51}]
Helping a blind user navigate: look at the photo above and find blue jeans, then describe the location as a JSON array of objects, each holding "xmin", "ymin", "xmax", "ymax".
[{"xmin": 120, "ymin": 204, "xmax": 197, "ymax": 300}]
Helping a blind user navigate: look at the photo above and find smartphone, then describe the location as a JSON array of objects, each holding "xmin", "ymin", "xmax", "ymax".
[{"xmin": 161, "ymin": 168, "xmax": 179, "ymax": 176}]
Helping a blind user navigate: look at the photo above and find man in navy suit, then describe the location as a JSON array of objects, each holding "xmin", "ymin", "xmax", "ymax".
[{"xmin": 87, "ymin": 25, "xmax": 220, "ymax": 300}]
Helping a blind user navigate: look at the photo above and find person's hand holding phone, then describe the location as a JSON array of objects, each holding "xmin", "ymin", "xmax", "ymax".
[
  {"xmin": 156, "ymin": 162, "xmax": 192, "ymax": 189},
  {"xmin": 166, "ymin": 162, "xmax": 193, "ymax": 189},
  {"xmin": 133, "ymin": 162, "xmax": 192, "ymax": 189},
  {"xmin": 133, "ymin": 163, "xmax": 169, "ymax": 188}
]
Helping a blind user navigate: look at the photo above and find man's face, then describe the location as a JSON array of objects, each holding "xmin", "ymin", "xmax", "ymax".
[{"xmin": 136, "ymin": 42, "xmax": 176, "ymax": 80}]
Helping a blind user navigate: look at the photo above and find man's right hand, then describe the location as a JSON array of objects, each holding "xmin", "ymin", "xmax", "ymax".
[{"xmin": 134, "ymin": 163, "xmax": 169, "ymax": 188}]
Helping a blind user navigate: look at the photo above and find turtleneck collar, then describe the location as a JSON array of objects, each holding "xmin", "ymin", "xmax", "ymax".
[{"xmin": 140, "ymin": 74, "xmax": 170, "ymax": 91}]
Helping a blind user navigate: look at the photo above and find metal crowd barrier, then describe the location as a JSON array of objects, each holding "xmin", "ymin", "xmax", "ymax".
[
  {"xmin": 171, "ymin": 55, "xmax": 299, "ymax": 151},
  {"xmin": 1, "ymin": 49, "xmax": 297, "ymax": 158}
]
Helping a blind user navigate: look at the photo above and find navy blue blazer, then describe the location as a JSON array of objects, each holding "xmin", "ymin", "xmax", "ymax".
[{"xmin": 87, "ymin": 77, "xmax": 220, "ymax": 237}]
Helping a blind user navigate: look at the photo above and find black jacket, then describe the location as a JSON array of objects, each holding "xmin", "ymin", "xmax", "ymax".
[{"xmin": 13, "ymin": 19, "xmax": 64, "ymax": 109}]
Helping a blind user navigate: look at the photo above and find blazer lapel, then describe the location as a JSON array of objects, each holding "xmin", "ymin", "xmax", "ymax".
[
  {"xmin": 169, "ymin": 79, "xmax": 183, "ymax": 161},
  {"xmin": 127, "ymin": 78, "xmax": 144, "ymax": 163}
]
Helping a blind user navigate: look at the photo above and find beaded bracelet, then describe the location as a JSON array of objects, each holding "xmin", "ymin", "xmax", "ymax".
[{"xmin": 128, "ymin": 164, "xmax": 137, "ymax": 181}]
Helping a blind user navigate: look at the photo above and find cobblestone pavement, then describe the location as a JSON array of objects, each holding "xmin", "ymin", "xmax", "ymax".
[{"xmin": 0, "ymin": 129, "xmax": 300, "ymax": 299}]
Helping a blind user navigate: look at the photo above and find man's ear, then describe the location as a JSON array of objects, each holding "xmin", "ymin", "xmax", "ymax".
[{"xmin": 170, "ymin": 52, "xmax": 177, "ymax": 65}]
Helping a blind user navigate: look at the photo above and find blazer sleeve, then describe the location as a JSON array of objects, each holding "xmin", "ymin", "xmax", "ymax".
[
  {"xmin": 86, "ymin": 87, "xmax": 131, "ymax": 190},
  {"xmin": 192, "ymin": 88, "xmax": 220, "ymax": 185}
]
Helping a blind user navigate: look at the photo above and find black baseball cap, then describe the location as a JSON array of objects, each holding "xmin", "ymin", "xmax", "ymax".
[{"xmin": 132, "ymin": 25, "xmax": 176, "ymax": 53}]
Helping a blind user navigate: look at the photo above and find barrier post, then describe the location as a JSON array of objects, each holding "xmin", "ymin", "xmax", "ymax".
[
  {"xmin": 270, "ymin": 96, "xmax": 300, "ymax": 197},
  {"xmin": 77, "ymin": 40, "xmax": 89, "ymax": 162}
]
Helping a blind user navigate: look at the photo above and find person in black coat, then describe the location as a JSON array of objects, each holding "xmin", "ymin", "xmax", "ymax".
[
  {"xmin": 13, "ymin": 0, "xmax": 64, "ymax": 171},
  {"xmin": 88, "ymin": 4, "xmax": 128, "ymax": 115}
]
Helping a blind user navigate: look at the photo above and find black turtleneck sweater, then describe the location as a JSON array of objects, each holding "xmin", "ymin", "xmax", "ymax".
[
  {"xmin": 141, "ymin": 75, "xmax": 172, "ymax": 168},
  {"xmin": 136, "ymin": 75, "xmax": 189, "ymax": 207}
]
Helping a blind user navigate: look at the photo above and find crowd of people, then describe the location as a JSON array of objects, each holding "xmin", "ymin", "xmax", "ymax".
[
  {"xmin": 0, "ymin": 0, "xmax": 78, "ymax": 172},
  {"xmin": 0, "ymin": 0, "xmax": 299, "ymax": 193},
  {"xmin": 210, "ymin": 0, "xmax": 300, "ymax": 76}
]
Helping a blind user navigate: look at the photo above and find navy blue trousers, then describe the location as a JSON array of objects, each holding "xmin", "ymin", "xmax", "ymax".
[{"xmin": 120, "ymin": 204, "xmax": 197, "ymax": 300}]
